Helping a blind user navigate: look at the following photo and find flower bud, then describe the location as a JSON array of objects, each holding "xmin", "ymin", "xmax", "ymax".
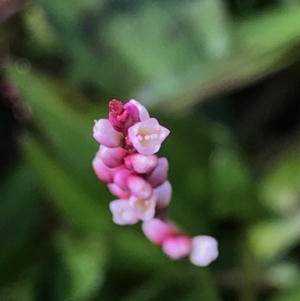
[
  {"xmin": 93, "ymin": 119, "xmax": 123, "ymax": 147},
  {"xmin": 125, "ymin": 154, "xmax": 158, "ymax": 174},
  {"xmin": 113, "ymin": 168, "xmax": 131, "ymax": 190},
  {"xmin": 109, "ymin": 99, "xmax": 140, "ymax": 132},
  {"xmin": 129, "ymin": 99, "xmax": 150, "ymax": 121},
  {"xmin": 146, "ymin": 158, "xmax": 169, "ymax": 188},
  {"xmin": 127, "ymin": 175, "xmax": 153, "ymax": 200},
  {"xmin": 162, "ymin": 236, "xmax": 192, "ymax": 260},
  {"xmin": 154, "ymin": 181, "xmax": 172, "ymax": 207},
  {"xmin": 99, "ymin": 145, "xmax": 127, "ymax": 168},
  {"xmin": 142, "ymin": 218, "xmax": 175, "ymax": 245},
  {"xmin": 189, "ymin": 236, "xmax": 218, "ymax": 266},
  {"xmin": 92, "ymin": 156, "xmax": 115, "ymax": 183},
  {"xmin": 108, "ymin": 183, "xmax": 131, "ymax": 199}
]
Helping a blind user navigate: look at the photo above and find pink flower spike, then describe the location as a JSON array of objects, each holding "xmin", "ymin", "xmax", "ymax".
[
  {"xmin": 113, "ymin": 168, "xmax": 131, "ymax": 190},
  {"xmin": 99, "ymin": 145, "xmax": 127, "ymax": 168},
  {"xmin": 126, "ymin": 154, "xmax": 158, "ymax": 174},
  {"xmin": 142, "ymin": 218, "xmax": 175, "ymax": 245},
  {"xmin": 190, "ymin": 236, "xmax": 219, "ymax": 267},
  {"xmin": 154, "ymin": 181, "xmax": 172, "ymax": 208},
  {"xmin": 162, "ymin": 236, "xmax": 192, "ymax": 260},
  {"xmin": 92, "ymin": 156, "xmax": 114, "ymax": 183},
  {"xmin": 128, "ymin": 118, "xmax": 170, "ymax": 155},
  {"xmin": 146, "ymin": 157, "xmax": 169, "ymax": 188},
  {"xmin": 108, "ymin": 183, "xmax": 131, "ymax": 199},
  {"xmin": 109, "ymin": 200, "xmax": 139, "ymax": 225},
  {"xmin": 129, "ymin": 195, "xmax": 156, "ymax": 221},
  {"xmin": 129, "ymin": 99, "xmax": 150, "ymax": 121},
  {"xmin": 127, "ymin": 175, "xmax": 153, "ymax": 200},
  {"xmin": 93, "ymin": 119, "xmax": 123, "ymax": 147}
]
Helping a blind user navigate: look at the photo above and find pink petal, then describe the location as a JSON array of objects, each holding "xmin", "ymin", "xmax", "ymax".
[
  {"xmin": 146, "ymin": 158, "xmax": 169, "ymax": 188},
  {"xmin": 108, "ymin": 183, "xmax": 131, "ymax": 199},
  {"xmin": 92, "ymin": 156, "xmax": 114, "ymax": 183},
  {"xmin": 189, "ymin": 236, "xmax": 219, "ymax": 266},
  {"xmin": 142, "ymin": 218, "xmax": 175, "ymax": 245},
  {"xmin": 162, "ymin": 236, "xmax": 192, "ymax": 260},
  {"xmin": 128, "ymin": 118, "xmax": 170, "ymax": 155},
  {"xmin": 109, "ymin": 200, "xmax": 139, "ymax": 225},
  {"xmin": 129, "ymin": 99, "xmax": 150, "ymax": 121},
  {"xmin": 99, "ymin": 145, "xmax": 127, "ymax": 168},
  {"xmin": 127, "ymin": 175, "xmax": 153, "ymax": 200},
  {"xmin": 93, "ymin": 119, "xmax": 123, "ymax": 147},
  {"xmin": 154, "ymin": 181, "xmax": 172, "ymax": 207},
  {"xmin": 129, "ymin": 195, "xmax": 156, "ymax": 221},
  {"xmin": 113, "ymin": 168, "xmax": 131, "ymax": 190}
]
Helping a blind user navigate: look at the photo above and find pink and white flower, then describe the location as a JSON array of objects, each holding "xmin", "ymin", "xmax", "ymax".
[
  {"xmin": 129, "ymin": 194, "xmax": 156, "ymax": 221},
  {"xmin": 92, "ymin": 99, "xmax": 219, "ymax": 266},
  {"xmin": 189, "ymin": 236, "xmax": 219, "ymax": 266},
  {"xmin": 109, "ymin": 199, "xmax": 139, "ymax": 225},
  {"xmin": 128, "ymin": 118, "xmax": 170, "ymax": 155}
]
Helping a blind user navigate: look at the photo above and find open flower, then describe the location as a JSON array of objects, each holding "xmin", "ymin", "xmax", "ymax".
[
  {"xmin": 129, "ymin": 194, "xmax": 156, "ymax": 221},
  {"xmin": 109, "ymin": 199, "xmax": 139, "ymax": 225},
  {"xmin": 128, "ymin": 118, "xmax": 170, "ymax": 155}
]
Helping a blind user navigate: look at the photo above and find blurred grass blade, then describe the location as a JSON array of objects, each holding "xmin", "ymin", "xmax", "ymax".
[
  {"xmin": 56, "ymin": 231, "xmax": 107, "ymax": 301},
  {"xmin": 250, "ymin": 212, "xmax": 300, "ymax": 262},
  {"xmin": 259, "ymin": 148, "xmax": 300, "ymax": 216},
  {"xmin": 23, "ymin": 136, "xmax": 109, "ymax": 232}
]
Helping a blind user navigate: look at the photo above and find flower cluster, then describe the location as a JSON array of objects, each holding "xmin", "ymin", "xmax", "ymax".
[{"xmin": 92, "ymin": 99, "xmax": 218, "ymax": 266}]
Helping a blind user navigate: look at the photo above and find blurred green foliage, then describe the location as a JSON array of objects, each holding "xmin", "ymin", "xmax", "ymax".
[{"xmin": 1, "ymin": 0, "xmax": 300, "ymax": 300}]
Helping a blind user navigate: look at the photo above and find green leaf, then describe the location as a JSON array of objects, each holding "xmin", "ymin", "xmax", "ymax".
[
  {"xmin": 137, "ymin": 6, "xmax": 300, "ymax": 112},
  {"xmin": 23, "ymin": 136, "xmax": 109, "ymax": 232},
  {"xmin": 259, "ymin": 148, "xmax": 300, "ymax": 216},
  {"xmin": 7, "ymin": 65, "xmax": 100, "ymax": 179},
  {"xmin": 271, "ymin": 286, "xmax": 300, "ymax": 301},
  {"xmin": 208, "ymin": 125, "xmax": 263, "ymax": 219},
  {"xmin": 250, "ymin": 212, "xmax": 300, "ymax": 261},
  {"xmin": 55, "ymin": 231, "xmax": 107, "ymax": 301},
  {"xmin": 0, "ymin": 163, "xmax": 39, "ymax": 267}
]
